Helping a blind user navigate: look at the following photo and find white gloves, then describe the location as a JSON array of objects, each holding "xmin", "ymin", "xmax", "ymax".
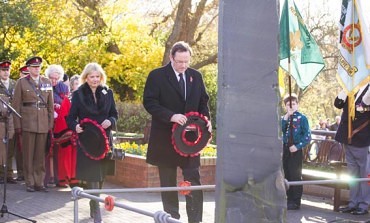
[
  {"xmin": 337, "ymin": 90, "xmax": 347, "ymax": 101},
  {"xmin": 363, "ymin": 87, "xmax": 370, "ymax": 105}
]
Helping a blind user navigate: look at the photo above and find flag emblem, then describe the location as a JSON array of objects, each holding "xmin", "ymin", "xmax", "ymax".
[{"xmin": 342, "ymin": 23, "xmax": 362, "ymax": 53}]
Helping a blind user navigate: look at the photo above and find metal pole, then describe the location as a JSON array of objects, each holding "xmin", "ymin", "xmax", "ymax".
[
  {"xmin": 285, "ymin": 177, "xmax": 370, "ymax": 188},
  {"xmin": 80, "ymin": 185, "xmax": 215, "ymax": 194},
  {"xmin": 71, "ymin": 187, "xmax": 183, "ymax": 223},
  {"xmin": 73, "ymin": 197, "xmax": 78, "ymax": 223}
]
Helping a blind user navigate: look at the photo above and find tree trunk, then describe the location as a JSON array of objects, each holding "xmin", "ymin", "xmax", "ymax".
[
  {"xmin": 74, "ymin": 0, "xmax": 122, "ymax": 54},
  {"xmin": 216, "ymin": 0, "xmax": 286, "ymax": 222},
  {"xmin": 162, "ymin": 0, "xmax": 216, "ymax": 67}
]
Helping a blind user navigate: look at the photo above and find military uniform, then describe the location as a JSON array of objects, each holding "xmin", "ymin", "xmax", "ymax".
[
  {"xmin": 19, "ymin": 65, "xmax": 30, "ymax": 78},
  {"xmin": 0, "ymin": 60, "xmax": 16, "ymax": 184},
  {"xmin": 12, "ymin": 57, "xmax": 54, "ymax": 192},
  {"xmin": 0, "ymin": 95, "xmax": 15, "ymax": 165},
  {"xmin": 14, "ymin": 65, "xmax": 30, "ymax": 181}
]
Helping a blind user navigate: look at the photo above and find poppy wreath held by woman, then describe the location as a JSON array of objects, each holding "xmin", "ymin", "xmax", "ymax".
[{"xmin": 77, "ymin": 118, "xmax": 110, "ymax": 160}]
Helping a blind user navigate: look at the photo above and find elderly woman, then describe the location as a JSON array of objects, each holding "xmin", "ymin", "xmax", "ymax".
[
  {"xmin": 45, "ymin": 65, "xmax": 77, "ymax": 188},
  {"xmin": 44, "ymin": 64, "xmax": 64, "ymax": 187},
  {"xmin": 66, "ymin": 63, "xmax": 118, "ymax": 223},
  {"xmin": 69, "ymin": 74, "xmax": 80, "ymax": 97}
]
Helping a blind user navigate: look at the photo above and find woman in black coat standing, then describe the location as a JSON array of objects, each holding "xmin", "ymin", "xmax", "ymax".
[{"xmin": 66, "ymin": 62, "xmax": 118, "ymax": 223}]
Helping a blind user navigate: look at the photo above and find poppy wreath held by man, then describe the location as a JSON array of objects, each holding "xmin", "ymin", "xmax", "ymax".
[{"xmin": 171, "ymin": 111, "xmax": 212, "ymax": 157}]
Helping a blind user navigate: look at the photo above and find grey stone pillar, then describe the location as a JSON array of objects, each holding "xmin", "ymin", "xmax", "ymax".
[{"xmin": 216, "ymin": 0, "xmax": 286, "ymax": 222}]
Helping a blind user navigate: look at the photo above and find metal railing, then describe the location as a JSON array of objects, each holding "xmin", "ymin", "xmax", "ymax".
[{"xmin": 71, "ymin": 185, "xmax": 215, "ymax": 223}]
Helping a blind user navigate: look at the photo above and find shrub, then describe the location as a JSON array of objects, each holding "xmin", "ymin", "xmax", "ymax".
[{"xmin": 116, "ymin": 101, "xmax": 151, "ymax": 133}]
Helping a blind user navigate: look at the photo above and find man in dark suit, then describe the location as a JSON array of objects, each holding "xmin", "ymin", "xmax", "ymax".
[
  {"xmin": 335, "ymin": 84, "xmax": 370, "ymax": 215},
  {"xmin": 143, "ymin": 41, "xmax": 211, "ymax": 223}
]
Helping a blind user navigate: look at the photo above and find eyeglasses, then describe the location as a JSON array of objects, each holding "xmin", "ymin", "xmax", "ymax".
[{"xmin": 173, "ymin": 59, "xmax": 190, "ymax": 65}]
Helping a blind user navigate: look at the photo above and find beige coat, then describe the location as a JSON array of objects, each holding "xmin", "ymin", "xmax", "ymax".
[{"xmin": 12, "ymin": 75, "xmax": 54, "ymax": 133}]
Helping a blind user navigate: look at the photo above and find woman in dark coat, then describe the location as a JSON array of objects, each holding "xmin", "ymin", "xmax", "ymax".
[{"xmin": 66, "ymin": 62, "xmax": 118, "ymax": 223}]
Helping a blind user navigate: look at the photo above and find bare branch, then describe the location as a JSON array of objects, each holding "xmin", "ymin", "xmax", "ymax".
[
  {"xmin": 192, "ymin": 53, "xmax": 218, "ymax": 69},
  {"xmin": 195, "ymin": 13, "xmax": 218, "ymax": 43}
]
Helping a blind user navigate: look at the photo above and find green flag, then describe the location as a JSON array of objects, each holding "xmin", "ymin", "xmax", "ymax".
[{"xmin": 279, "ymin": 0, "xmax": 325, "ymax": 90}]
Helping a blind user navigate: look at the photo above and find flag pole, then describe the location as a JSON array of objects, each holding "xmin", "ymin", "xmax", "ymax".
[
  {"xmin": 288, "ymin": 62, "xmax": 294, "ymax": 155},
  {"xmin": 347, "ymin": 0, "xmax": 356, "ymax": 144},
  {"xmin": 285, "ymin": 0, "xmax": 293, "ymax": 150}
]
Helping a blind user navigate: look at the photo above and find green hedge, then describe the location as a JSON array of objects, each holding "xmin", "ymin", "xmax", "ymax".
[{"xmin": 116, "ymin": 101, "xmax": 151, "ymax": 133}]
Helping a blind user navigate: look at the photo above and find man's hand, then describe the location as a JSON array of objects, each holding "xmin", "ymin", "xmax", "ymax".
[
  {"xmin": 101, "ymin": 119, "xmax": 112, "ymax": 129},
  {"xmin": 206, "ymin": 120, "xmax": 212, "ymax": 133},
  {"xmin": 289, "ymin": 145, "xmax": 298, "ymax": 153},
  {"xmin": 171, "ymin": 114, "xmax": 187, "ymax": 125}
]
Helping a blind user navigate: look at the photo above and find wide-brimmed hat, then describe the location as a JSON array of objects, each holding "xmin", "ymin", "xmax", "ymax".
[
  {"xmin": 78, "ymin": 118, "xmax": 109, "ymax": 160},
  {"xmin": 171, "ymin": 112, "xmax": 212, "ymax": 157}
]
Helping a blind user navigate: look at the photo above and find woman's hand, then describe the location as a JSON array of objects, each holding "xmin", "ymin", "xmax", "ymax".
[
  {"xmin": 101, "ymin": 119, "xmax": 112, "ymax": 129},
  {"xmin": 76, "ymin": 124, "xmax": 84, "ymax": 133},
  {"xmin": 54, "ymin": 103, "xmax": 61, "ymax": 110}
]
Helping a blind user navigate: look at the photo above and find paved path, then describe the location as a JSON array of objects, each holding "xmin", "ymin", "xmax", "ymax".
[{"xmin": 0, "ymin": 181, "xmax": 369, "ymax": 223}]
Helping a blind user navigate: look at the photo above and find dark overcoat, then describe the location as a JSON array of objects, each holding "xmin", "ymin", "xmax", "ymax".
[
  {"xmin": 334, "ymin": 85, "xmax": 370, "ymax": 147},
  {"xmin": 66, "ymin": 83, "xmax": 118, "ymax": 182},
  {"xmin": 143, "ymin": 63, "xmax": 210, "ymax": 168}
]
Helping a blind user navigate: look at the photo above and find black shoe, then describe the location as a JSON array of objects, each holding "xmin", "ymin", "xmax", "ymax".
[
  {"xmin": 16, "ymin": 176, "xmax": 25, "ymax": 181},
  {"xmin": 35, "ymin": 186, "xmax": 49, "ymax": 192},
  {"xmin": 338, "ymin": 206, "xmax": 357, "ymax": 213},
  {"xmin": 287, "ymin": 203, "xmax": 300, "ymax": 210},
  {"xmin": 352, "ymin": 208, "xmax": 369, "ymax": 215},
  {"xmin": 26, "ymin": 186, "xmax": 35, "ymax": 192},
  {"xmin": 7, "ymin": 177, "xmax": 17, "ymax": 184}
]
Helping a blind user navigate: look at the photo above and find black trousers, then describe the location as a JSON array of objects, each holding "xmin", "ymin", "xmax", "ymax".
[
  {"xmin": 282, "ymin": 145, "xmax": 303, "ymax": 206},
  {"xmin": 158, "ymin": 165, "xmax": 203, "ymax": 223}
]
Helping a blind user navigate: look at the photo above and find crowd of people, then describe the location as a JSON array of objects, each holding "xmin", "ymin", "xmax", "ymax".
[
  {"xmin": 1, "ymin": 40, "xmax": 369, "ymax": 222},
  {"xmin": 0, "ymin": 56, "xmax": 117, "ymax": 222},
  {"xmin": 0, "ymin": 41, "xmax": 212, "ymax": 223},
  {"xmin": 314, "ymin": 116, "xmax": 341, "ymax": 131}
]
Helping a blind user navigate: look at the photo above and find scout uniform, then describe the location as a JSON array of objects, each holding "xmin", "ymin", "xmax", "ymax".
[
  {"xmin": 0, "ymin": 60, "xmax": 16, "ymax": 184},
  {"xmin": 12, "ymin": 56, "xmax": 54, "ymax": 192},
  {"xmin": 281, "ymin": 96, "xmax": 311, "ymax": 210}
]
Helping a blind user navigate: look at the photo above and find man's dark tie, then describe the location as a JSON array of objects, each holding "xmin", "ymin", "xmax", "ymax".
[{"xmin": 178, "ymin": 73, "xmax": 185, "ymax": 99}]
